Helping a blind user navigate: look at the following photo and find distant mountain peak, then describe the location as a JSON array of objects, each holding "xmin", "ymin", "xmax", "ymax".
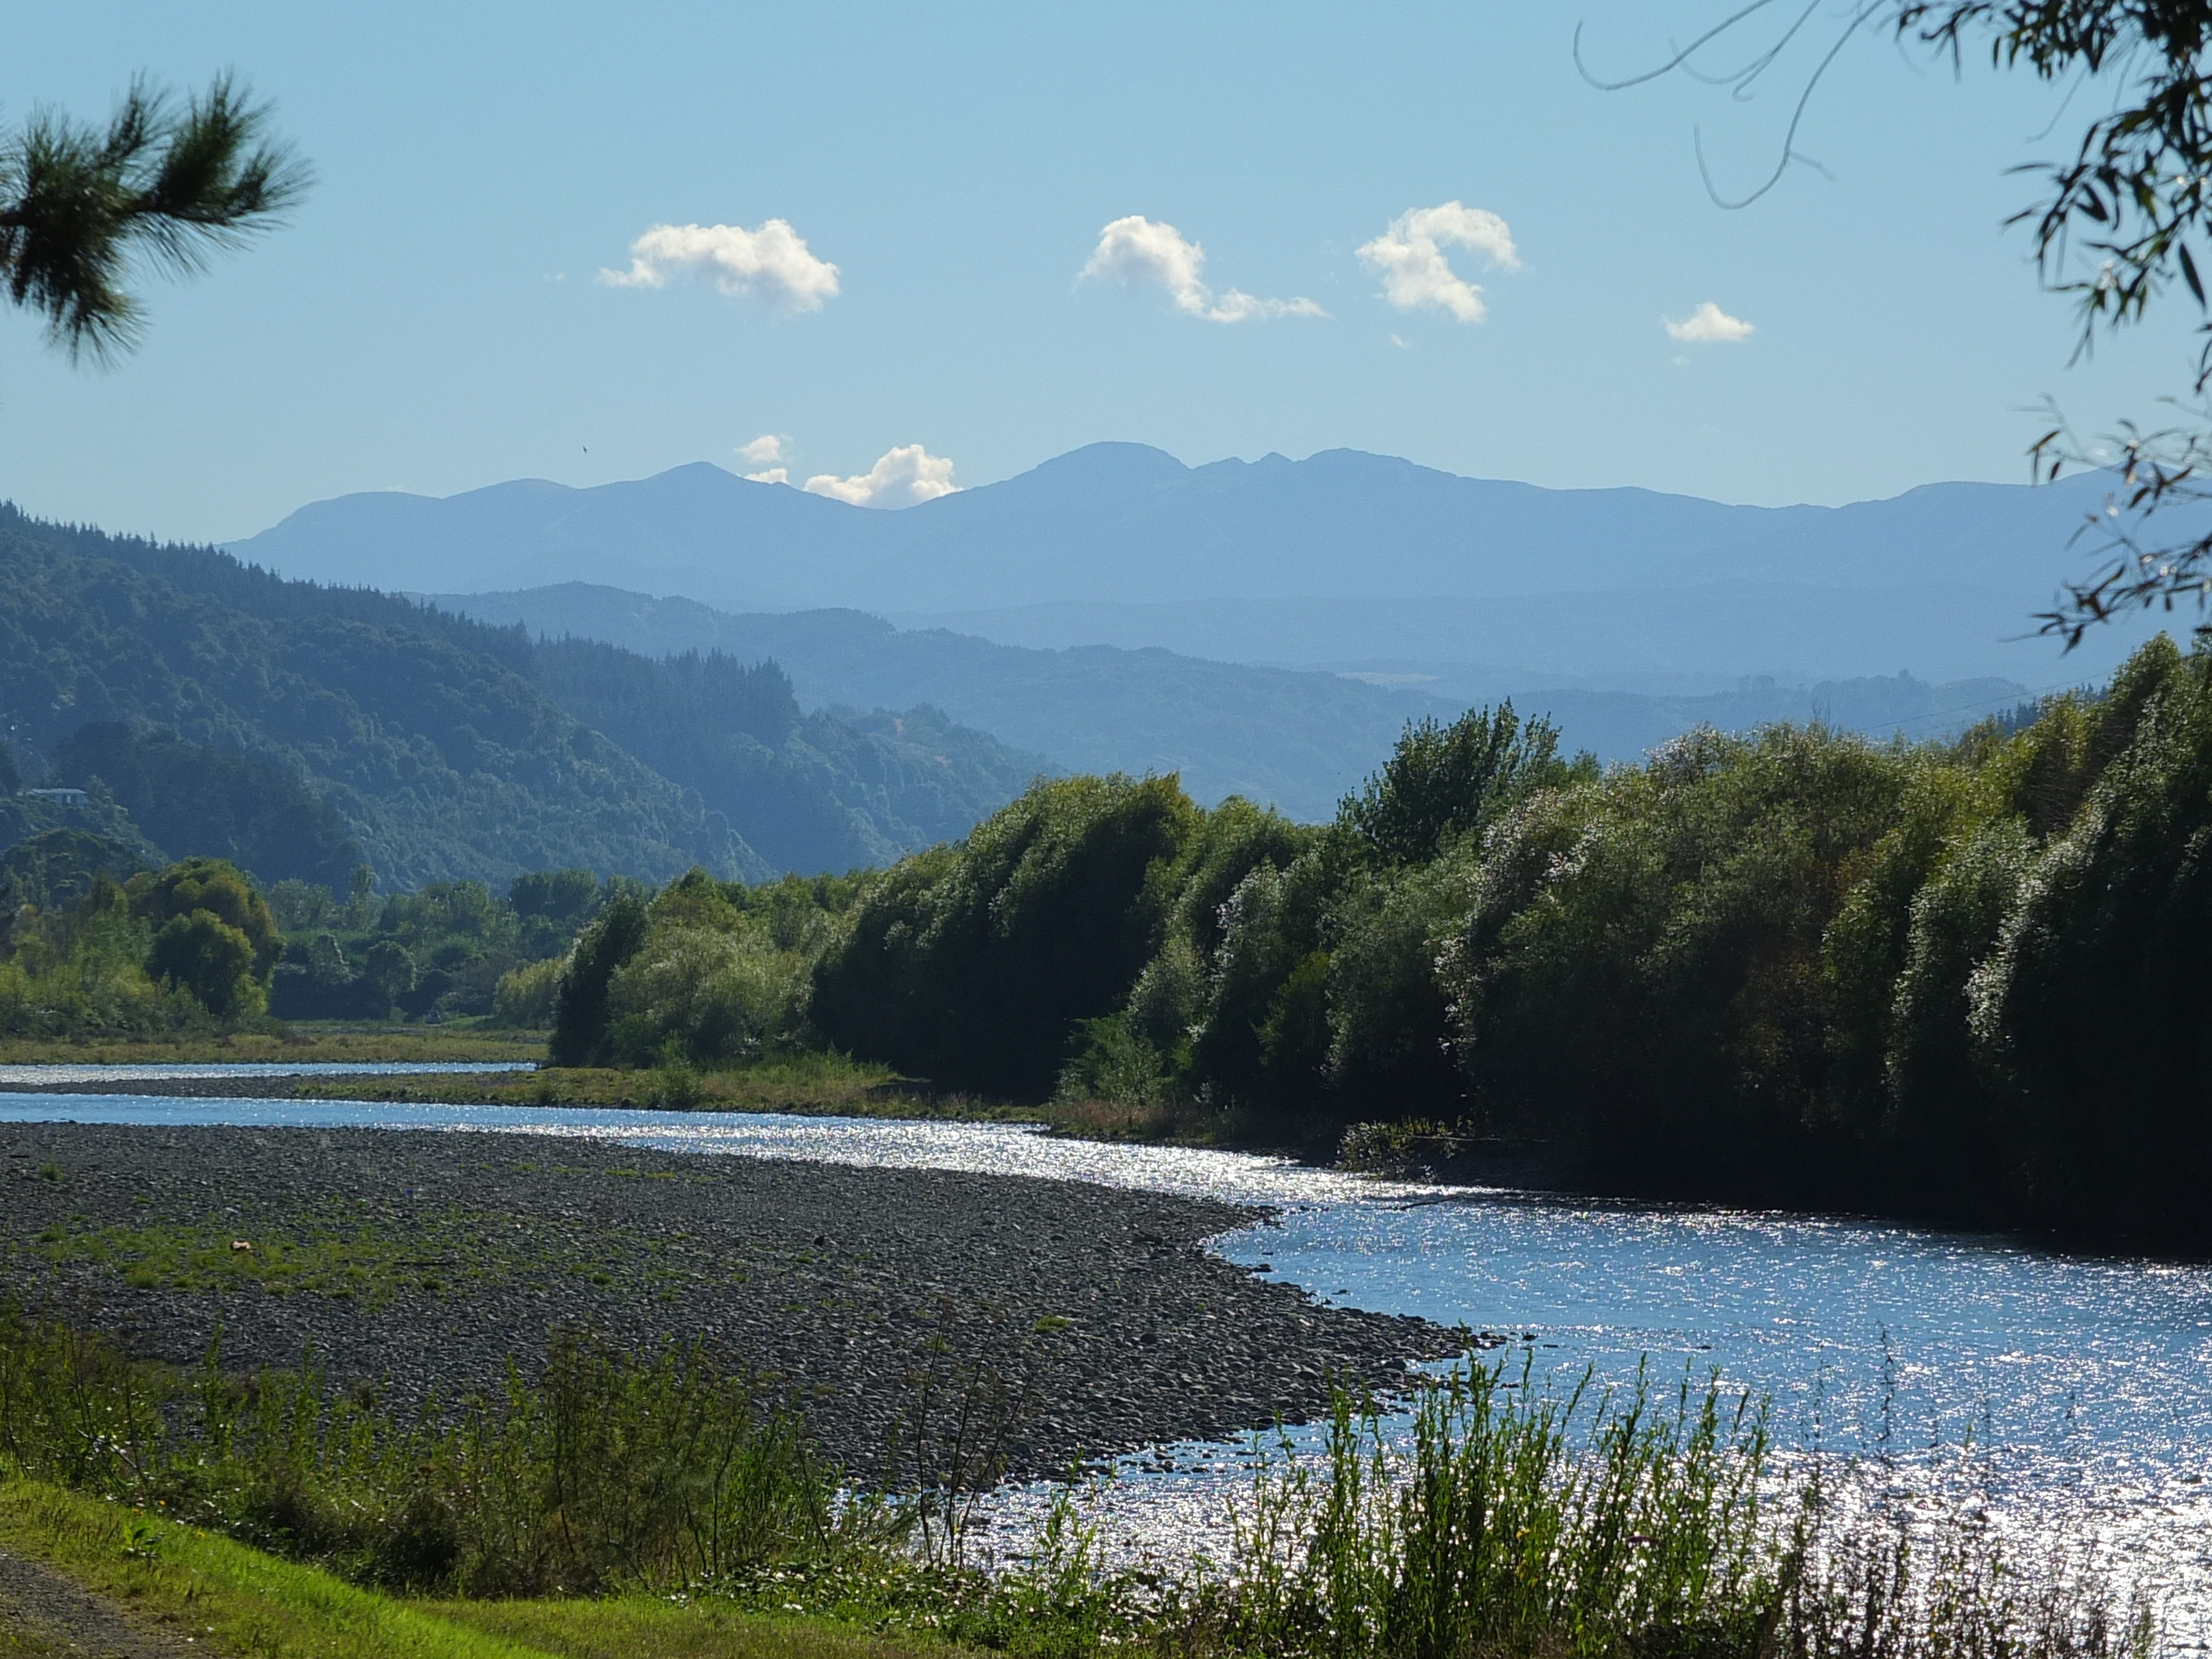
[{"xmin": 227, "ymin": 441, "xmax": 2161, "ymax": 646}]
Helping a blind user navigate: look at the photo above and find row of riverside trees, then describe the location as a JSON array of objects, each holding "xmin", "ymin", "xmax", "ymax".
[
  {"xmin": 553, "ymin": 633, "xmax": 2212, "ymax": 1246},
  {"xmin": 0, "ymin": 855, "xmax": 282, "ymax": 1032},
  {"xmin": 0, "ymin": 831, "xmax": 614, "ymax": 1034}
]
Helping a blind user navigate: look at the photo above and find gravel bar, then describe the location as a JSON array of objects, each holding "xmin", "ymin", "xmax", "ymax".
[{"xmin": 0, "ymin": 1124, "xmax": 1459, "ymax": 1481}]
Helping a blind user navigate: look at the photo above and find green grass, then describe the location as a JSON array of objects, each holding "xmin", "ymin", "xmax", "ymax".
[
  {"xmin": 425, "ymin": 1599, "xmax": 964, "ymax": 1659},
  {"xmin": 0, "ymin": 1025, "xmax": 548, "ymax": 1065},
  {"xmin": 286, "ymin": 1054, "xmax": 919, "ymax": 1117},
  {"xmin": 0, "ymin": 1476, "xmax": 541, "ymax": 1657},
  {"xmin": 0, "ymin": 1478, "xmax": 959, "ymax": 1659},
  {"xmin": 278, "ymin": 1055, "xmax": 1207, "ymax": 1146},
  {"xmin": 25, "ymin": 1214, "xmax": 515, "ymax": 1308}
]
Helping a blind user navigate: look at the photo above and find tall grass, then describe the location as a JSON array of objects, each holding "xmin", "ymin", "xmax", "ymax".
[
  {"xmin": 0, "ymin": 1304, "xmax": 888, "ymax": 1595},
  {"xmin": 0, "ymin": 1301, "xmax": 2166, "ymax": 1659},
  {"xmin": 1206, "ymin": 1358, "xmax": 2156, "ymax": 1659},
  {"xmin": 1216, "ymin": 1361, "xmax": 1776, "ymax": 1659}
]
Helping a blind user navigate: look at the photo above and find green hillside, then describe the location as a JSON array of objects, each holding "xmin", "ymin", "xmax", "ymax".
[
  {"xmin": 533, "ymin": 636, "xmax": 1050, "ymax": 873},
  {"xmin": 0, "ymin": 507, "xmax": 1042, "ymax": 890}
]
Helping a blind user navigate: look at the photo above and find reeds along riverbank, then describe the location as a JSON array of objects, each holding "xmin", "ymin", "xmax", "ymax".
[{"xmin": 0, "ymin": 1303, "xmax": 2162, "ymax": 1659}]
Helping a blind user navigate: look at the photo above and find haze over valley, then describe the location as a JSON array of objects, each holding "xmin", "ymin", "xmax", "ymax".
[{"xmin": 217, "ymin": 441, "xmax": 2169, "ymax": 823}]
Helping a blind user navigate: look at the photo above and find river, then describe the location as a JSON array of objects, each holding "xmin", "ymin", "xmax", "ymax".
[{"xmin": 2, "ymin": 1082, "xmax": 2207, "ymax": 1635}]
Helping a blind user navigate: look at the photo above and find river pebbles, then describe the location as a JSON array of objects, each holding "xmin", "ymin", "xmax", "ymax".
[{"xmin": 0, "ymin": 1124, "xmax": 1457, "ymax": 1479}]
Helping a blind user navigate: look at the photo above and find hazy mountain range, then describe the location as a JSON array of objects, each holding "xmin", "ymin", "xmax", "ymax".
[
  {"xmin": 430, "ymin": 583, "xmax": 2033, "ymax": 820},
  {"xmin": 233, "ymin": 441, "xmax": 2176, "ymax": 688}
]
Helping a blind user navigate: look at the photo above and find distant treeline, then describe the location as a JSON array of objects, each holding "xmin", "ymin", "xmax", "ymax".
[
  {"xmin": 554, "ymin": 635, "xmax": 2212, "ymax": 1246},
  {"xmin": 0, "ymin": 828, "xmax": 610, "ymax": 1033}
]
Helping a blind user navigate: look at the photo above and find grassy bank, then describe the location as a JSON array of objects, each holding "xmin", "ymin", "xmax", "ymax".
[
  {"xmin": 0, "ymin": 1027, "xmax": 1171, "ymax": 1142},
  {"xmin": 0, "ymin": 1024, "xmax": 548, "ymax": 1066},
  {"xmin": 286, "ymin": 1051, "xmax": 905, "ymax": 1115},
  {"xmin": 0, "ymin": 1478, "xmax": 955, "ymax": 1659},
  {"xmin": 286, "ymin": 1058, "xmax": 1180, "ymax": 1141},
  {"xmin": 0, "ymin": 1299, "xmax": 2158, "ymax": 1659}
]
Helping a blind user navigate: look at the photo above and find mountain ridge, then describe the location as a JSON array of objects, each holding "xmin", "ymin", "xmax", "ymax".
[
  {"xmin": 227, "ymin": 443, "xmax": 2176, "ymax": 688},
  {"xmin": 229, "ymin": 442, "xmax": 2122, "ymax": 605}
]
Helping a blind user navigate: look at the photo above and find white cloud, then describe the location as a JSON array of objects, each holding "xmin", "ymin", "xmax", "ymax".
[
  {"xmin": 1357, "ymin": 202, "xmax": 1519, "ymax": 323},
  {"xmin": 600, "ymin": 220, "xmax": 840, "ymax": 313},
  {"xmin": 738, "ymin": 434, "xmax": 790, "ymax": 481},
  {"xmin": 1079, "ymin": 215, "xmax": 1325, "ymax": 324},
  {"xmin": 1664, "ymin": 302, "xmax": 1755, "ymax": 343},
  {"xmin": 803, "ymin": 444, "xmax": 958, "ymax": 508}
]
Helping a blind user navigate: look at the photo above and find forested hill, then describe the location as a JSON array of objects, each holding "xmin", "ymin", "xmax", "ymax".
[{"xmin": 0, "ymin": 507, "xmax": 1044, "ymax": 889}]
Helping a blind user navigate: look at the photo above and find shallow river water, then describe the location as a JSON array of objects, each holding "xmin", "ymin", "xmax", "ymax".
[{"xmin": 2, "ymin": 1082, "xmax": 2207, "ymax": 1635}]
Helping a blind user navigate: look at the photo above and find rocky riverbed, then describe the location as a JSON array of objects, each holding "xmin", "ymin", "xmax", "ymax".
[{"xmin": 0, "ymin": 1123, "xmax": 1459, "ymax": 1480}]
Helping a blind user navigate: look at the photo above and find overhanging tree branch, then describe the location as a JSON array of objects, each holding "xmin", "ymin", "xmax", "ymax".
[
  {"xmin": 1588, "ymin": 1, "xmax": 2212, "ymax": 642},
  {"xmin": 0, "ymin": 74, "xmax": 309, "ymax": 361}
]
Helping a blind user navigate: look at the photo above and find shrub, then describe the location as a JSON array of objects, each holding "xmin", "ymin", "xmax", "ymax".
[
  {"xmin": 490, "ymin": 956, "xmax": 562, "ymax": 1027},
  {"xmin": 813, "ymin": 775, "xmax": 1200, "ymax": 1098},
  {"xmin": 147, "ymin": 908, "xmax": 262, "ymax": 1018}
]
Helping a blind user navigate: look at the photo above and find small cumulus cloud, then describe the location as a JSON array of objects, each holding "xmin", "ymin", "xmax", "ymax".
[
  {"xmin": 1357, "ymin": 202, "xmax": 1518, "ymax": 323},
  {"xmin": 600, "ymin": 220, "xmax": 840, "ymax": 313},
  {"xmin": 803, "ymin": 444, "xmax": 958, "ymax": 508},
  {"xmin": 1389, "ymin": 333, "xmax": 1409, "ymax": 350},
  {"xmin": 1664, "ymin": 302, "xmax": 1754, "ymax": 343},
  {"xmin": 738, "ymin": 434, "xmax": 790, "ymax": 482},
  {"xmin": 1079, "ymin": 215, "xmax": 1325, "ymax": 324}
]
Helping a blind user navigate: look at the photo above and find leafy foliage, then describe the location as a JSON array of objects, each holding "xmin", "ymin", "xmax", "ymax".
[
  {"xmin": 551, "ymin": 870, "xmax": 865, "ymax": 1067},
  {"xmin": 269, "ymin": 868, "xmax": 613, "ymax": 1024},
  {"xmin": 1339, "ymin": 701, "xmax": 1572, "ymax": 866},
  {"xmin": 812, "ymin": 775, "xmax": 1201, "ymax": 1098},
  {"xmin": 733, "ymin": 665, "xmax": 2212, "ymax": 1242},
  {"xmin": 0, "ymin": 855, "xmax": 281, "ymax": 1035},
  {"xmin": 0, "ymin": 827, "xmax": 154, "ymax": 913}
]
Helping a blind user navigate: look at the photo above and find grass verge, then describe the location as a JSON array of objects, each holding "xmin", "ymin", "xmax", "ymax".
[
  {"xmin": 0, "ymin": 1475, "xmax": 537, "ymax": 1657},
  {"xmin": 0, "ymin": 1478, "xmax": 957, "ymax": 1659},
  {"xmin": 0, "ymin": 1024, "xmax": 1210, "ymax": 1148},
  {"xmin": 423, "ymin": 1599, "xmax": 960, "ymax": 1659},
  {"xmin": 284, "ymin": 1055, "xmax": 1201, "ymax": 1142},
  {"xmin": 0, "ymin": 1026, "xmax": 548, "ymax": 1067}
]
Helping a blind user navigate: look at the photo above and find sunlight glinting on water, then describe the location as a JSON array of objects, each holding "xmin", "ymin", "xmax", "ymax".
[{"xmin": 2, "ymin": 1086, "xmax": 2208, "ymax": 1640}]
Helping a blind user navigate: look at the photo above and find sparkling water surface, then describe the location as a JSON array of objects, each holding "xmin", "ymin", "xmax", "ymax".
[{"xmin": 3, "ymin": 1087, "xmax": 2207, "ymax": 1633}]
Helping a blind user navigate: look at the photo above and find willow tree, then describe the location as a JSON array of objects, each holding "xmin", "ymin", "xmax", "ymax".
[
  {"xmin": 1, "ymin": 75, "xmax": 307, "ymax": 360},
  {"xmin": 1591, "ymin": 2, "xmax": 2212, "ymax": 639}
]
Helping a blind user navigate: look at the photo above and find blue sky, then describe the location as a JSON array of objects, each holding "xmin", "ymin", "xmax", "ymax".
[{"xmin": 1, "ymin": 1, "xmax": 2195, "ymax": 543}]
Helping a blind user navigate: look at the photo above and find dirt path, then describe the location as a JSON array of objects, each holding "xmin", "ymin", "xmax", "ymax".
[{"xmin": 0, "ymin": 1550, "xmax": 199, "ymax": 1659}]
